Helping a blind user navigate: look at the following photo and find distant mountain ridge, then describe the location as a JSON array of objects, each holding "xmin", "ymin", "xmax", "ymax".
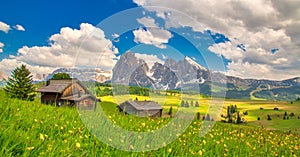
[
  {"xmin": 112, "ymin": 52, "xmax": 300, "ymax": 100},
  {"xmin": 46, "ymin": 68, "xmax": 111, "ymax": 83}
]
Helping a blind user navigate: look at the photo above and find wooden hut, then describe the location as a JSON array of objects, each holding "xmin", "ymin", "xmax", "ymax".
[
  {"xmin": 118, "ymin": 100, "xmax": 162, "ymax": 117},
  {"xmin": 36, "ymin": 79, "xmax": 99, "ymax": 110}
]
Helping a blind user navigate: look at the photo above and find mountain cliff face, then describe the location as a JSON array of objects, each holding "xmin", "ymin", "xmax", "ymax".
[
  {"xmin": 112, "ymin": 52, "xmax": 300, "ymax": 100},
  {"xmin": 112, "ymin": 51, "xmax": 153, "ymax": 86},
  {"xmin": 112, "ymin": 52, "xmax": 209, "ymax": 89}
]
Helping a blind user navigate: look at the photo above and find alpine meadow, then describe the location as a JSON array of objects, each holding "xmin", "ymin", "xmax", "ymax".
[{"xmin": 1, "ymin": 0, "xmax": 300, "ymax": 156}]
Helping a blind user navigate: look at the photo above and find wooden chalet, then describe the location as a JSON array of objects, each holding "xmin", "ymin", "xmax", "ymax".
[
  {"xmin": 37, "ymin": 79, "xmax": 99, "ymax": 110},
  {"xmin": 118, "ymin": 100, "xmax": 162, "ymax": 117}
]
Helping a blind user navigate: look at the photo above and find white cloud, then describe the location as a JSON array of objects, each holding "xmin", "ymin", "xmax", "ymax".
[
  {"xmin": 133, "ymin": 16, "xmax": 173, "ymax": 49},
  {"xmin": 0, "ymin": 23, "xmax": 118, "ymax": 80},
  {"xmin": 137, "ymin": 16, "xmax": 157, "ymax": 27},
  {"xmin": 0, "ymin": 42, "xmax": 4, "ymax": 53},
  {"xmin": 226, "ymin": 61, "xmax": 299, "ymax": 80},
  {"xmin": 112, "ymin": 33, "xmax": 119, "ymax": 38},
  {"xmin": 134, "ymin": 53, "xmax": 164, "ymax": 68},
  {"xmin": 14, "ymin": 24, "xmax": 25, "ymax": 31},
  {"xmin": 208, "ymin": 42, "xmax": 244, "ymax": 62},
  {"xmin": 133, "ymin": 28, "xmax": 172, "ymax": 49},
  {"xmin": 0, "ymin": 21, "xmax": 11, "ymax": 33},
  {"xmin": 133, "ymin": 0, "xmax": 300, "ymax": 80}
]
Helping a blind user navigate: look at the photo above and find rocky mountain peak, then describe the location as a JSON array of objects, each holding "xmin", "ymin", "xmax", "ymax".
[{"xmin": 184, "ymin": 56, "xmax": 208, "ymax": 71}]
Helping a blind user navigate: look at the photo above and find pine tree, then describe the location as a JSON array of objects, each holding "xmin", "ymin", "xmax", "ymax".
[
  {"xmin": 168, "ymin": 106, "xmax": 173, "ymax": 118},
  {"xmin": 236, "ymin": 112, "xmax": 241, "ymax": 124},
  {"xmin": 205, "ymin": 114, "xmax": 210, "ymax": 121},
  {"xmin": 4, "ymin": 64, "xmax": 36, "ymax": 101},
  {"xmin": 197, "ymin": 112, "xmax": 200, "ymax": 120},
  {"xmin": 180, "ymin": 100, "xmax": 185, "ymax": 107},
  {"xmin": 185, "ymin": 101, "xmax": 189, "ymax": 107},
  {"xmin": 195, "ymin": 101, "xmax": 199, "ymax": 107},
  {"xmin": 267, "ymin": 114, "xmax": 272, "ymax": 120},
  {"xmin": 227, "ymin": 106, "xmax": 232, "ymax": 123}
]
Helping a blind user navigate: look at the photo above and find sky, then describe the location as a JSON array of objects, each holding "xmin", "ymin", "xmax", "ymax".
[{"xmin": 0, "ymin": 0, "xmax": 299, "ymax": 80}]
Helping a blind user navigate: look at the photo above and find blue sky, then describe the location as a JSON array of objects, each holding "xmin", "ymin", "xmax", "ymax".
[
  {"xmin": 0, "ymin": 0, "xmax": 137, "ymax": 59},
  {"xmin": 0, "ymin": 0, "xmax": 299, "ymax": 80}
]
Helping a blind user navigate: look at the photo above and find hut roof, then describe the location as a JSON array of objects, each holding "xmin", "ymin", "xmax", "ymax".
[
  {"xmin": 36, "ymin": 79, "xmax": 75, "ymax": 93},
  {"xmin": 119, "ymin": 100, "xmax": 162, "ymax": 110},
  {"xmin": 61, "ymin": 94, "xmax": 95, "ymax": 102}
]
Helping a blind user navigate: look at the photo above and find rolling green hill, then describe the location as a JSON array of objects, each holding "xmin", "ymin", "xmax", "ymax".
[{"xmin": 1, "ymin": 90, "xmax": 300, "ymax": 156}]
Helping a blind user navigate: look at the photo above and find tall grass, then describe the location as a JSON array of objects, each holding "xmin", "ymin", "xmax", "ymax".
[{"xmin": 0, "ymin": 90, "xmax": 300, "ymax": 156}]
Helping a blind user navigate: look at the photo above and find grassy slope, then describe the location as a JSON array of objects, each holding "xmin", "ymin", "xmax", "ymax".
[{"xmin": 1, "ymin": 91, "xmax": 300, "ymax": 156}]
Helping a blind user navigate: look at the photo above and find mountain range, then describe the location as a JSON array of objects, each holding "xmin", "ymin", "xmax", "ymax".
[
  {"xmin": 1, "ymin": 51, "xmax": 299, "ymax": 100},
  {"xmin": 46, "ymin": 68, "xmax": 111, "ymax": 83},
  {"xmin": 112, "ymin": 52, "xmax": 300, "ymax": 100}
]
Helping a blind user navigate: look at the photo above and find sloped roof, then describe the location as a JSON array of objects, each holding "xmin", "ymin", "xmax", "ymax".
[
  {"xmin": 119, "ymin": 100, "xmax": 162, "ymax": 110},
  {"xmin": 36, "ymin": 79, "xmax": 76, "ymax": 93},
  {"xmin": 61, "ymin": 94, "xmax": 95, "ymax": 102}
]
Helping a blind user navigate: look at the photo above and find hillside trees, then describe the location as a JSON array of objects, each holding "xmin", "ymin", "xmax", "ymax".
[{"xmin": 52, "ymin": 73, "xmax": 70, "ymax": 79}]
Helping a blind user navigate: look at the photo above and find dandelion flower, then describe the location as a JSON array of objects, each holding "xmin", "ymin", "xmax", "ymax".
[
  {"xmin": 198, "ymin": 150, "xmax": 203, "ymax": 156},
  {"xmin": 130, "ymin": 145, "xmax": 134, "ymax": 150},
  {"xmin": 26, "ymin": 146, "xmax": 34, "ymax": 150},
  {"xmin": 76, "ymin": 142, "xmax": 81, "ymax": 148},
  {"xmin": 141, "ymin": 123, "xmax": 146, "ymax": 127},
  {"xmin": 40, "ymin": 134, "xmax": 45, "ymax": 141},
  {"xmin": 168, "ymin": 148, "xmax": 172, "ymax": 153}
]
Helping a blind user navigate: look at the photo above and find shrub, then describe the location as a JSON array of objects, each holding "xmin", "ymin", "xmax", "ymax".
[
  {"xmin": 257, "ymin": 117, "xmax": 261, "ymax": 121},
  {"xmin": 260, "ymin": 107, "xmax": 264, "ymax": 110},
  {"xmin": 290, "ymin": 112, "xmax": 295, "ymax": 117},
  {"xmin": 274, "ymin": 107, "xmax": 279, "ymax": 110}
]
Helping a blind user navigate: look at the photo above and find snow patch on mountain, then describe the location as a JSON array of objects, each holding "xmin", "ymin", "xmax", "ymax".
[{"xmin": 184, "ymin": 56, "xmax": 207, "ymax": 71}]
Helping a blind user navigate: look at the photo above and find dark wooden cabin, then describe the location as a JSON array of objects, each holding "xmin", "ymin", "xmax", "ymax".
[
  {"xmin": 118, "ymin": 100, "xmax": 162, "ymax": 117},
  {"xmin": 36, "ymin": 79, "xmax": 99, "ymax": 110}
]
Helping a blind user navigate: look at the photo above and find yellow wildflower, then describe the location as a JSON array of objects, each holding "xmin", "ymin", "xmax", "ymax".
[
  {"xmin": 40, "ymin": 134, "xmax": 45, "ymax": 141},
  {"xmin": 198, "ymin": 150, "xmax": 203, "ymax": 156},
  {"xmin": 76, "ymin": 142, "xmax": 81, "ymax": 148},
  {"xmin": 26, "ymin": 146, "xmax": 35, "ymax": 150}
]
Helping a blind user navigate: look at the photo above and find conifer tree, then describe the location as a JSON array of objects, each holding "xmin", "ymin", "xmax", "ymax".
[
  {"xmin": 168, "ymin": 106, "xmax": 173, "ymax": 118},
  {"xmin": 195, "ymin": 101, "xmax": 199, "ymax": 107},
  {"xmin": 4, "ymin": 64, "xmax": 36, "ymax": 101}
]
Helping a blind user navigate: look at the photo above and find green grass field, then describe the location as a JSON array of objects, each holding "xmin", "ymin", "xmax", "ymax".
[{"xmin": 1, "ymin": 90, "xmax": 300, "ymax": 156}]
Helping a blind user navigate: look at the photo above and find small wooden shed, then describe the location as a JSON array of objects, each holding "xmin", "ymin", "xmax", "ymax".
[
  {"xmin": 118, "ymin": 100, "xmax": 162, "ymax": 117},
  {"xmin": 36, "ymin": 79, "xmax": 99, "ymax": 110}
]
